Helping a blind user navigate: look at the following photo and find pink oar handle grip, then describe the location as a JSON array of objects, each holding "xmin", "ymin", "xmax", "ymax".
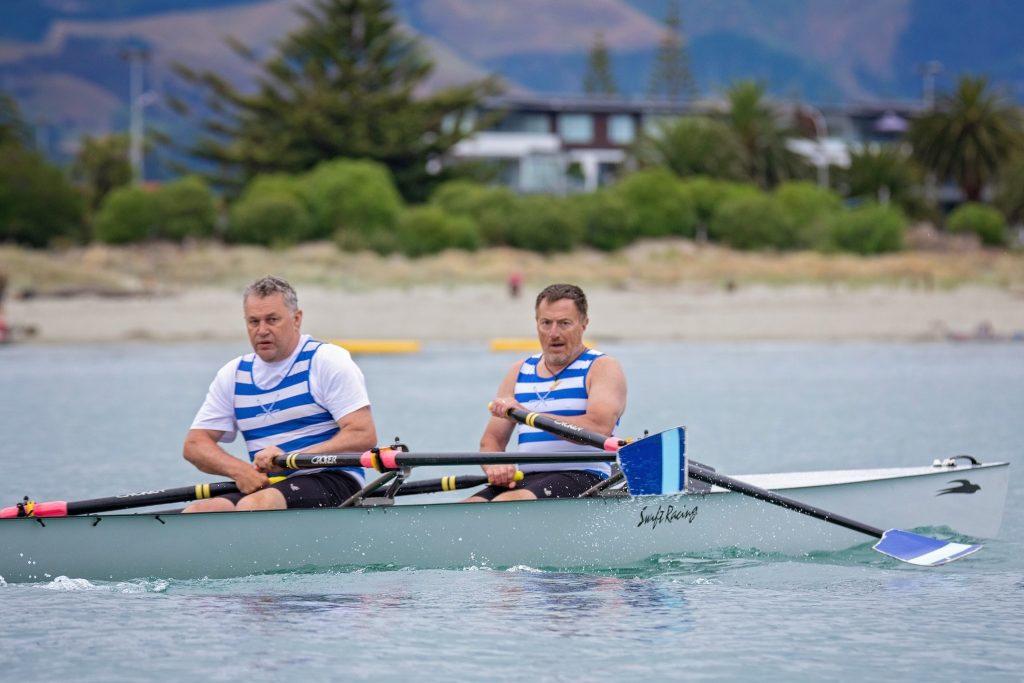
[
  {"xmin": 358, "ymin": 448, "xmax": 400, "ymax": 471},
  {"xmin": 33, "ymin": 501, "xmax": 69, "ymax": 517},
  {"xmin": 0, "ymin": 500, "xmax": 68, "ymax": 518},
  {"xmin": 603, "ymin": 437, "xmax": 622, "ymax": 451}
]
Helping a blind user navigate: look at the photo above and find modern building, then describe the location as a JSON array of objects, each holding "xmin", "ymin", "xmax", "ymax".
[
  {"xmin": 447, "ymin": 94, "xmax": 703, "ymax": 193},
  {"xmin": 447, "ymin": 93, "xmax": 923, "ymax": 195}
]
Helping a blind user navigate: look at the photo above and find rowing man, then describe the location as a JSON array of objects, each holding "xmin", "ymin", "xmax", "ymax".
[
  {"xmin": 466, "ymin": 283, "xmax": 627, "ymax": 502},
  {"xmin": 182, "ymin": 275, "xmax": 377, "ymax": 512}
]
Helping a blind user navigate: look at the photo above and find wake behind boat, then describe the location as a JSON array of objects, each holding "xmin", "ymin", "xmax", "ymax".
[{"xmin": 0, "ymin": 455, "xmax": 1008, "ymax": 583}]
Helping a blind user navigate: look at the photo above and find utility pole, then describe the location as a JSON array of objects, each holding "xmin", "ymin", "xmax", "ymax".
[
  {"xmin": 120, "ymin": 45, "xmax": 153, "ymax": 184},
  {"xmin": 918, "ymin": 61, "xmax": 943, "ymax": 110},
  {"xmin": 802, "ymin": 104, "xmax": 829, "ymax": 189}
]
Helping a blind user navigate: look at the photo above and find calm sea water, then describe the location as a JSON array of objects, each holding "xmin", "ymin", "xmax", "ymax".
[{"xmin": 1, "ymin": 341, "xmax": 1022, "ymax": 681}]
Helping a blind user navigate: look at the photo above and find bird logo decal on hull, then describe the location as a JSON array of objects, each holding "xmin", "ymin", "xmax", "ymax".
[{"xmin": 937, "ymin": 479, "xmax": 981, "ymax": 495}]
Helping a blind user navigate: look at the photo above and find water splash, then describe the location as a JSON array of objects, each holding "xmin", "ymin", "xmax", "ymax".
[{"xmin": 37, "ymin": 576, "xmax": 169, "ymax": 593}]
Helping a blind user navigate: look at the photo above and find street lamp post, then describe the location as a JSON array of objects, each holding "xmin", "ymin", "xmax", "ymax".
[
  {"xmin": 918, "ymin": 61, "xmax": 943, "ymax": 110},
  {"xmin": 803, "ymin": 105, "xmax": 829, "ymax": 189},
  {"xmin": 120, "ymin": 46, "xmax": 154, "ymax": 184}
]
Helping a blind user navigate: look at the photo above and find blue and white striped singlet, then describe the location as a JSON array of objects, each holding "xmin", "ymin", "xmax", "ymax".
[
  {"xmin": 512, "ymin": 348, "xmax": 612, "ymax": 477},
  {"xmin": 233, "ymin": 339, "xmax": 364, "ymax": 483}
]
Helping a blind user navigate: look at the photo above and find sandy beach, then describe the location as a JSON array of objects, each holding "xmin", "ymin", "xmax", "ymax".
[
  {"xmin": 6, "ymin": 282, "xmax": 1024, "ymax": 344},
  {"xmin": 2, "ymin": 241, "xmax": 1023, "ymax": 344}
]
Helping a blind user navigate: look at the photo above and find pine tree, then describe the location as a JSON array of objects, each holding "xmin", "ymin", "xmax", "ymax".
[
  {"xmin": 171, "ymin": 0, "xmax": 499, "ymax": 201},
  {"xmin": 583, "ymin": 31, "xmax": 617, "ymax": 95},
  {"xmin": 647, "ymin": 0, "xmax": 698, "ymax": 101},
  {"xmin": 0, "ymin": 90, "xmax": 31, "ymax": 148}
]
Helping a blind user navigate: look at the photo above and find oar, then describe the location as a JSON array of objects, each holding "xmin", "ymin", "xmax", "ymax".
[
  {"xmin": 271, "ymin": 450, "xmax": 619, "ymax": 470},
  {"xmin": 0, "ymin": 477, "xmax": 286, "ymax": 518},
  {"xmin": 500, "ymin": 407, "xmax": 982, "ymax": 567},
  {"xmin": 393, "ymin": 471, "xmax": 524, "ymax": 496}
]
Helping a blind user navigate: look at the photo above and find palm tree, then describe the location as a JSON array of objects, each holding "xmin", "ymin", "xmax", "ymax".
[
  {"xmin": 632, "ymin": 116, "xmax": 748, "ymax": 181},
  {"xmin": 908, "ymin": 75, "xmax": 1024, "ymax": 201},
  {"xmin": 724, "ymin": 80, "xmax": 805, "ymax": 189},
  {"xmin": 845, "ymin": 144, "xmax": 930, "ymax": 219}
]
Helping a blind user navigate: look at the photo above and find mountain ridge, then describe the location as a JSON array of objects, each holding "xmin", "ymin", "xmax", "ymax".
[{"xmin": 2, "ymin": 0, "xmax": 1021, "ymax": 164}]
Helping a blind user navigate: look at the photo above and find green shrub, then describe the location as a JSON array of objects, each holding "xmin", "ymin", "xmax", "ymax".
[
  {"xmin": 0, "ymin": 144, "xmax": 84, "ymax": 247},
  {"xmin": 243, "ymin": 174, "xmax": 307, "ymax": 203},
  {"xmin": 396, "ymin": 205, "xmax": 480, "ymax": 256},
  {"xmin": 774, "ymin": 181, "xmax": 843, "ymax": 250},
  {"xmin": 946, "ymin": 202, "xmax": 1008, "ymax": 247},
  {"xmin": 302, "ymin": 159, "xmax": 403, "ymax": 245},
  {"xmin": 154, "ymin": 176, "xmax": 217, "ymax": 241},
  {"xmin": 709, "ymin": 193, "xmax": 794, "ymax": 250},
  {"xmin": 828, "ymin": 202, "xmax": 906, "ymax": 254},
  {"xmin": 227, "ymin": 194, "xmax": 313, "ymax": 247},
  {"xmin": 430, "ymin": 180, "xmax": 519, "ymax": 246},
  {"xmin": 678, "ymin": 176, "xmax": 760, "ymax": 239},
  {"xmin": 94, "ymin": 186, "xmax": 159, "ymax": 244},
  {"xmin": 507, "ymin": 194, "xmax": 584, "ymax": 253},
  {"xmin": 234, "ymin": 173, "xmax": 314, "ymax": 244},
  {"xmin": 572, "ymin": 190, "xmax": 636, "ymax": 251},
  {"xmin": 614, "ymin": 168, "xmax": 697, "ymax": 238}
]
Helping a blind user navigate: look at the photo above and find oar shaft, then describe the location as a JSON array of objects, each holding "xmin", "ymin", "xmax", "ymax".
[
  {"xmin": 2, "ymin": 481, "xmax": 244, "ymax": 518},
  {"xmin": 394, "ymin": 471, "xmax": 524, "ymax": 496},
  {"xmin": 500, "ymin": 407, "xmax": 886, "ymax": 539},
  {"xmin": 66, "ymin": 481, "xmax": 244, "ymax": 516},
  {"xmin": 686, "ymin": 465, "xmax": 885, "ymax": 539},
  {"xmin": 504, "ymin": 408, "xmax": 625, "ymax": 451},
  {"xmin": 272, "ymin": 450, "xmax": 615, "ymax": 471}
]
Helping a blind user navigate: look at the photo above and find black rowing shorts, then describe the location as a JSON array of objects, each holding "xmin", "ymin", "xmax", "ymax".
[
  {"xmin": 219, "ymin": 471, "xmax": 362, "ymax": 509},
  {"xmin": 473, "ymin": 470, "xmax": 605, "ymax": 501}
]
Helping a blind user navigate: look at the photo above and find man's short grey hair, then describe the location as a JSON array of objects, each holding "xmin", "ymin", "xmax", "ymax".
[
  {"xmin": 243, "ymin": 276, "xmax": 298, "ymax": 312},
  {"xmin": 535, "ymin": 283, "xmax": 588, "ymax": 319}
]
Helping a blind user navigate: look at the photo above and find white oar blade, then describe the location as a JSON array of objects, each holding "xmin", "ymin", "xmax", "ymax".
[
  {"xmin": 873, "ymin": 529, "xmax": 982, "ymax": 566},
  {"xmin": 617, "ymin": 427, "xmax": 687, "ymax": 495}
]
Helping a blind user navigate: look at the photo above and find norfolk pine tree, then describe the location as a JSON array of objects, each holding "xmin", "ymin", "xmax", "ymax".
[
  {"xmin": 171, "ymin": 0, "xmax": 499, "ymax": 201},
  {"xmin": 648, "ymin": 0, "xmax": 698, "ymax": 102},
  {"xmin": 583, "ymin": 31, "xmax": 617, "ymax": 95}
]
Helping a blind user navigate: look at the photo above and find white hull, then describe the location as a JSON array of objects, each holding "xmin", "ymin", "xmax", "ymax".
[{"xmin": 0, "ymin": 461, "xmax": 1008, "ymax": 582}]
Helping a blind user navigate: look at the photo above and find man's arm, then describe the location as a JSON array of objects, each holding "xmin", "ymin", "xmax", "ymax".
[
  {"xmin": 252, "ymin": 405, "xmax": 378, "ymax": 473},
  {"xmin": 480, "ymin": 362, "xmax": 521, "ymax": 452},
  {"xmin": 488, "ymin": 355, "xmax": 626, "ymax": 437},
  {"xmin": 183, "ymin": 428, "xmax": 268, "ymax": 494},
  {"xmin": 288, "ymin": 405, "xmax": 377, "ymax": 455},
  {"xmin": 556, "ymin": 355, "xmax": 627, "ymax": 436},
  {"xmin": 478, "ymin": 362, "xmax": 522, "ymax": 487}
]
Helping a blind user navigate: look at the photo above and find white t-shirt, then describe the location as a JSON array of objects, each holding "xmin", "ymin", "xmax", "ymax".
[{"xmin": 191, "ymin": 334, "xmax": 370, "ymax": 444}]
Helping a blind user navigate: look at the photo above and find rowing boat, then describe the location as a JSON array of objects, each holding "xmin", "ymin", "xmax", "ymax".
[{"xmin": 0, "ymin": 456, "xmax": 1007, "ymax": 582}]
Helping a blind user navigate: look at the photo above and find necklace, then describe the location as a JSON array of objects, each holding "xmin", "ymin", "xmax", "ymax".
[{"xmin": 534, "ymin": 353, "xmax": 580, "ymax": 403}]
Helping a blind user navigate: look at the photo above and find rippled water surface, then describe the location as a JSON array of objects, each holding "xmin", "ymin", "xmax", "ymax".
[{"xmin": 1, "ymin": 341, "xmax": 1022, "ymax": 681}]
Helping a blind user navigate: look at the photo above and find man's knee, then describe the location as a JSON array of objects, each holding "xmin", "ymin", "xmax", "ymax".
[
  {"xmin": 235, "ymin": 487, "xmax": 287, "ymax": 511},
  {"xmin": 183, "ymin": 497, "xmax": 237, "ymax": 513},
  {"xmin": 490, "ymin": 489, "xmax": 538, "ymax": 502}
]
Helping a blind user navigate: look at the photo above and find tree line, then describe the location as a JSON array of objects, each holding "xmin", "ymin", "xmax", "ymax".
[{"xmin": 1, "ymin": 0, "xmax": 1022, "ymax": 253}]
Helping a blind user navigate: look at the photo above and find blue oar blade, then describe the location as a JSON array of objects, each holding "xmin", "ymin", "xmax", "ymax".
[
  {"xmin": 873, "ymin": 529, "xmax": 982, "ymax": 566},
  {"xmin": 618, "ymin": 427, "xmax": 687, "ymax": 495}
]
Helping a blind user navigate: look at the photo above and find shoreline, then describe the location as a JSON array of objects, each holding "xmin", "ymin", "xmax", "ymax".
[{"xmin": 6, "ymin": 282, "xmax": 1024, "ymax": 344}]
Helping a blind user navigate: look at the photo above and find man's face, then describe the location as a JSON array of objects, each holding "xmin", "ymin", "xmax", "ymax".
[
  {"xmin": 244, "ymin": 293, "xmax": 302, "ymax": 363},
  {"xmin": 535, "ymin": 297, "xmax": 587, "ymax": 368}
]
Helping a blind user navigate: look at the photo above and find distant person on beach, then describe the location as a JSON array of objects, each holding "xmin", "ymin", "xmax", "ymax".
[
  {"xmin": 466, "ymin": 283, "xmax": 627, "ymax": 502},
  {"xmin": 0, "ymin": 272, "xmax": 7, "ymax": 343},
  {"xmin": 182, "ymin": 275, "xmax": 377, "ymax": 512},
  {"xmin": 508, "ymin": 271, "xmax": 523, "ymax": 298}
]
